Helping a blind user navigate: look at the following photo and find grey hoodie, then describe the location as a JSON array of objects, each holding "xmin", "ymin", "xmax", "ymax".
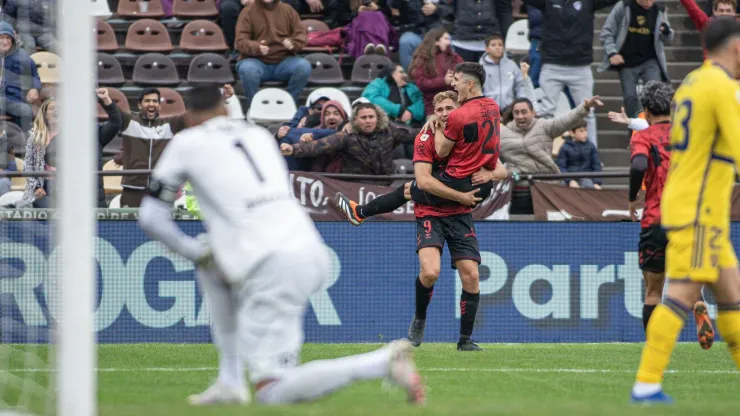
[{"xmin": 479, "ymin": 54, "xmax": 535, "ymax": 111}]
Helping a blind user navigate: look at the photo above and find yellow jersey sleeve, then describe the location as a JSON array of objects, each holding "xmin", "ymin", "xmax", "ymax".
[{"xmin": 717, "ymin": 85, "xmax": 740, "ymax": 170}]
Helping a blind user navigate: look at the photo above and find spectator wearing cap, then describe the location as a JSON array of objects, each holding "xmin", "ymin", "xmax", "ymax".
[
  {"xmin": 274, "ymin": 95, "xmax": 329, "ymax": 141},
  {"xmin": 361, "ymin": 64, "xmax": 425, "ymax": 126},
  {"xmin": 0, "ymin": 22, "xmax": 41, "ymax": 132},
  {"xmin": 235, "ymin": 0, "xmax": 312, "ymax": 106},
  {"xmin": 280, "ymin": 100, "xmax": 348, "ymax": 171},
  {"xmin": 1, "ymin": 0, "xmax": 57, "ymax": 53},
  {"xmin": 598, "ymin": 0, "xmax": 673, "ymax": 118}
]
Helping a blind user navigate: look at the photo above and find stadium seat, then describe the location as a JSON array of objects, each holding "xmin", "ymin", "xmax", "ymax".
[
  {"xmin": 304, "ymin": 87, "xmax": 351, "ymax": 115},
  {"xmin": 132, "ymin": 53, "xmax": 180, "ymax": 86},
  {"xmin": 351, "ymin": 55, "xmax": 393, "ymax": 84},
  {"xmin": 117, "ymin": 0, "xmax": 166, "ymax": 18},
  {"xmin": 97, "ymin": 88, "xmax": 130, "ymax": 120},
  {"xmin": 393, "ymin": 159, "xmax": 413, "ymax": 174},
  {"xmin": 102, "ymin": 159, "xmax": 122, "ymax": 194},
  {"xmin": 91, "ymin": 0, "xmax": 113, "ymax": 17},
  {"xmin": 179, "ymin": 20, "xmax": 228, "ymax": 53},
  {"xmin": 505, "ymin": 19, "xmax": 530, "ymax": 54},
  {"xmin": 301, "ymin": 19, "xmax": 330, "ymax": 34},
  {"xmin": 102, "ymin": 134, "xmax": 123, "ymax": 156},
  {"xmin": 172, "ymin": 0, "xmax": 219, "ymax": 18},
  {"xmin": 247, "ymin": 88, "xmax": 297, "ymax": 124},
  {"xmin": 226, "ymin": 95, "xmax": 245, "ymax": 120},
  {"xmin": 2, "ymin": 122, "xmax": 26, "ymax": 156},
  {"xmin": 96, "ymin": 19, "xmax": 119, "ymax": 52},
  {"xmin": 158, "ymin": 88, "xmax": 186, "ymax": 117},
  {"xmin": 31, "ymin": 52, "xmax": 61, "ymax": 84},
  {"xmin": 109, "ymin": 194, "xmax": 122, "ymax": 209},
  {"xmin": 11, "ymin": 158, "xmax": 26, "ymax": 191},
  {"xmin": 187, "ymin": 53, "xmax": 234, "ymax": 84},
  {"xmin": 125, "ymin": 19, "xmax": 173, "ymax": 53},
  {"xmin": 97, "ymin": 53, "xmax": 126, "ymax": 86},
  {"xmin": 304, "ymin": 53, "xmax": 344, "ymax": 85},
  {"xmin": 0, "ymin": 191, "xmax": 24, "ymax": 208}
]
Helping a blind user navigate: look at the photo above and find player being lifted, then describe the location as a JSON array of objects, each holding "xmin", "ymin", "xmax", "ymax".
[
  {"xmin": 627, "ymin": 80, "xmax": 715, "ymax": 346},
  {"xmin": 331, "ymin": 91, "xmax": 507, "ymax": 225},
  {"xmin": 138, "ymin": 85, "xmax": 426, "ymax": 406},
  {"xmin": 631, "ymin": 17, "xmax": 740, "ymax": 404}
]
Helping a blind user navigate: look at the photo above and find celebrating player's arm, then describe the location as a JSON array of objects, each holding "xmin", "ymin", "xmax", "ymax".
[
  {"xmin": 608, "ymin": 106, "xmax": 650, "ymax": 131},
  {"xmin": 138, "ymin": 140, "xmax": 212, "ymax": 267},
  {"xmin": 414, "ymin": 160, "xmax": 482, "ymax": 207}
]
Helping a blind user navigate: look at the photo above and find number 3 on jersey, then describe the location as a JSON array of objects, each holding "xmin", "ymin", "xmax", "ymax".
[
  {"xmin": 463, "ymin": 119, "xmax": 499, "ymax": 154},
  {"xmin": 234, "ymin": 140, "xmax": 265, "ymax": 182},
  {"xmin": 673, "ymin": 99, "xmax": 692, "ymax": 151}
]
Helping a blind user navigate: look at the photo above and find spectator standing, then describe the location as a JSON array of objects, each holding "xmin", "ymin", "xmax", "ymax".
[
  {"xmin": 500, "ymin": 96, "xmax": 603, "ymax": 179},
  {"xmin": 679, "ymin": 0, "xmax": 736, "ymax": 58},
  {"xmin": 1, "ymin": 0, "xmax": 57, "ymax": 53},
  {"xmin": 235, "ymin": 0, "xmax": 311, "ymax": 106},
  {"xmin": 409, "ymin": 28, "xmax": 463, "ymax": 116},
  {"xmin": 220, "ymin": 0, "xmax": 253, "ymax": 55},
  {"xmin": 598, "ymin": 0, "xmax": 674, "ymax": 118},
  {"xmin": 395, "ymin": 0, "xmax": 453, "ymax": 70},
  {"xmin": 362, "ymin": 64, "xmax": 426, "ymax": 126},
  {"xmin": 118, "ymin": 86, "xmax": 234, "ymax": 207},
  {"xmin": 447, "ymin": 0, "xmax": 513, "ymax": 63},
  {"xmin": 527, "ymin": 7, "xmax": 544, "ymax": 87},
  {"xmin": 95, "ymin": 88, "xmax": 123, "ymax": 208},
  {"xmin": 556, "ymin": 120, "xmax": 603, "ymax": 189},
  {"xmin": 279, "ymin": 103, "xmax": 414, "ymax": 180},
  {"xmin": 479, "ymin": 33, "xmax": 536, "ymax": 111},
  {"xmin": 0, "ymin": 22, "xmax": 41, "ymax": 132},
  {"xmin": 524, "ymin": 0, "xmax": 619, "ymax": 146}
]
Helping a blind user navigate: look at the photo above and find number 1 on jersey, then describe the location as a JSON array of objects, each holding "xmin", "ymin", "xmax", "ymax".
[{"xmin": 234, "ymin": 141, "xmax": 265, "ymax": 182}]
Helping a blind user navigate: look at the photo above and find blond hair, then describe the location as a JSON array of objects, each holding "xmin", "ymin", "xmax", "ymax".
[
  {"xmin": 432, "ymin": 91, "xmax": 458, "ymax": 108},
  {"xmin": 31, "ymin": 98, "xmax": 55, "ymax": 147}
]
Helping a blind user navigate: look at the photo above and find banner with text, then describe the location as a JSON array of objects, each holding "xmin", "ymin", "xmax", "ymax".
[
  {"xmin": 532, "ymin": 182, "xmax": 740, "ymax": 221},
  {"xmin": 1, "ymin": 221, "xmax": 733, "ymax": 344}
]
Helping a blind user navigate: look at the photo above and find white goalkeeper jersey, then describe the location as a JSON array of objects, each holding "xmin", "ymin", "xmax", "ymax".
[{"xmin": 151, "ymin": 116, "xmax": 324, "ymax": 282}]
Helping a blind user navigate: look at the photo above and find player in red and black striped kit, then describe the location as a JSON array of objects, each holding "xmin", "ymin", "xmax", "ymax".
[
  {"xmin": 409, "ymin": 62, "xmax": 501, "ymax": 351},
  {"xmin": 627, "ymin": 80, "xmax": 714, "ymax": 348}
]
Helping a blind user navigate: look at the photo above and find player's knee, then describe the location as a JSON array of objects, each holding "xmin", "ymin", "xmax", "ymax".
[
  {"xmin": 419, "ymin": 267, "xmax": 440, "ymax": 286},
  {"xmin": 458, "ymin": 267, "xmax": 480, "ymax": 292}
]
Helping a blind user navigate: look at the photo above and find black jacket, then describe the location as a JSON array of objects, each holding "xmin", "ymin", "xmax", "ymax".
[
  {"xmin": 556, "ymin": 139, "xmax": 602, "ymax": 184},
  {"xmin": 448, "ymin": 0, "xmax": 513, "ymax": 42},
  {"xmin": 97, "ymin": 99, "xmax": 122, "ymax": 208},
  {"xmin": 524, "ymin": 0, "xmax": 619, "ymax": 66},
  {"xmin": 395, "ymin": 0, "xmax": 453, "ymax": 35}
]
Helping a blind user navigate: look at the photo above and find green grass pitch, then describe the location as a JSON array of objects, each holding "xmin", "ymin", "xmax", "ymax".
[{"xmin": 3, "ymin": 343, "xmax": 738, "ymax": 415}]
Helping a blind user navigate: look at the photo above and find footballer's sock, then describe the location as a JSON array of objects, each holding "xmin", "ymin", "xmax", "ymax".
[
  {"xmin": 459, "ymin": 290, "xmax": 480, "ymax": 340},
  {"xmin": 635, "ymin": 299, "xmax": 687, "ymax": 386},
  {"xmin": 196, "ymin": 266, "xmax": 245, "ymax": 389},
  {"xmin": 643, "ymin": 304, "xmax": 658, "ymax": 332},
  {"xmin": 257, "ymin": 347, "xmax": 391, "ymax": 404},
  {"xmin": 357, "ymin": 185, "xmax": 406, "ymax": 219},
  {"xmin": 415, "ymin": 276, "xmax": 434, "ymax": 320},
  {"xmin": 716, "ymin": 306, "xmax": 740, "ymax": 368}
]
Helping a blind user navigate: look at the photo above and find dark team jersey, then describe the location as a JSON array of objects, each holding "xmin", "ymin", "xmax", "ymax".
[
  {"xmin": 412, "ymin": 127, "xmax": 471, "ymax": 218},
  {"xmin": 443, "ymin": 96, "xmax": 500, "ymax": 178},
  {"xmin": 630, "ymin": 122, "xmax": 671, "ymax": 228}
]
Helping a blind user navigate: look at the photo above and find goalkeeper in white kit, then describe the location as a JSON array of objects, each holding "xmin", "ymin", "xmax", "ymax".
[{"xmin": 138, "ymin": 85, "xmax": 426, "ymax": 406}]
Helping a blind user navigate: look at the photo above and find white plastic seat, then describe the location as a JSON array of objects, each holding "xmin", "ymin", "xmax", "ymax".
[
  {"xmin": 247, "ymin": 88, "xmax": 298, "ymax": 124},
  {"xmin": 0, "ymin": 191, "xmax": 24, "ymax": 207},
  {"xmin": 91, "ymin": 0, "xmax": 113, "ymax": 17},
  {"xmin": 109, "ymin": 194, "xmax": 121, "ymax": 209},
  {"xmin": 226, "ymin": 95, "xmax": 245, "ymax": 120},
  {"xmin": 505, "ymin": 19, "xmax": 530, "ymax": 54},
  {"xmin": 304, "ymin": 87, "xmax": 352, "ymax": 116}
]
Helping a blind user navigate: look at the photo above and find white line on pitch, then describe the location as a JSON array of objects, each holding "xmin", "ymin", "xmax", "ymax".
[{"xmin": 1, "ymin": 367, "xmax": 738, "ymax": 375}]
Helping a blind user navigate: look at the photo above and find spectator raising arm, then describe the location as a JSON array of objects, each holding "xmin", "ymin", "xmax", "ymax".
[
  {"xmin": 680, "ymin": 0, "xmax": 709, "ymax": 31},
  {"xmin": 97, "ymin": 88, "xmax": 122, "ymax": 148},
  {"xmin": 541, "ymin": 97, "xmax": 604, "ymax": 140},
  {"xmin": 280, "ymin": 132, "xmax": 348, "ymax": 158}
]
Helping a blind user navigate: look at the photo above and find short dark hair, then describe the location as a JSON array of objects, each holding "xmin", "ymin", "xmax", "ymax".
[
  {"xmin": 639, "ymin": 80, "xmax": 674, "ymax": 116},
  {"xmin": 485, "ymin": 33, "xmax": 504, "ymax": 47},
  {"xmin": 511, "ymin": 98, "xmax": 534, "ymax": 110},
  {"xmin": 138, "ymin": 87, "xmax": 160, "ymax": 103},
  {"xmin": 454, "ymin": 62, "xmax": 486, "ymax": 88},
  {"xmin": 570, "ymin": 120, "xmax": 588, "ymax": 131},
  {"xmin": 186, "ymin": 84, "xmax": 224, "ymax": 111},
  {"xmin": 353, "ymin": 102, "xmax": 378, "ymax": 117},
  {"xmin": 701, "ymin": 16, "xmax": 740, "ymax": 53}
]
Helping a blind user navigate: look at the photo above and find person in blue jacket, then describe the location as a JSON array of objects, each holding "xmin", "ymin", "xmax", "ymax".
[
  {"xmin": 557, "ymin": 120, "xmax": 603, "ymax": 189},
  {"xmin": 279, "ymin": 100, "xmax": 348, "ymax": 171},
  {"xmin": 0, "ymin": 22, "xmax": 41, "ymax": 132},
  {"xmin": 361, "ymin": 64, "xmax": 425, "ymax": 126}
]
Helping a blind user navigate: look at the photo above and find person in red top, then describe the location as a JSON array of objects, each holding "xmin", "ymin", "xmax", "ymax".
[
  {"xmin": 627, "ymin": 81, "xmax": 714, "ymax": 345},
  {"xmin": 680, "ymin": 0, "xmax": 737, "ymax": 58}
]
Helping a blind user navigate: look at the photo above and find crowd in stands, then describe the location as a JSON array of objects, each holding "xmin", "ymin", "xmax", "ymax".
[{"xmin": 0, "ymin": 0, "xmax": 735, "ymax": 210}]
